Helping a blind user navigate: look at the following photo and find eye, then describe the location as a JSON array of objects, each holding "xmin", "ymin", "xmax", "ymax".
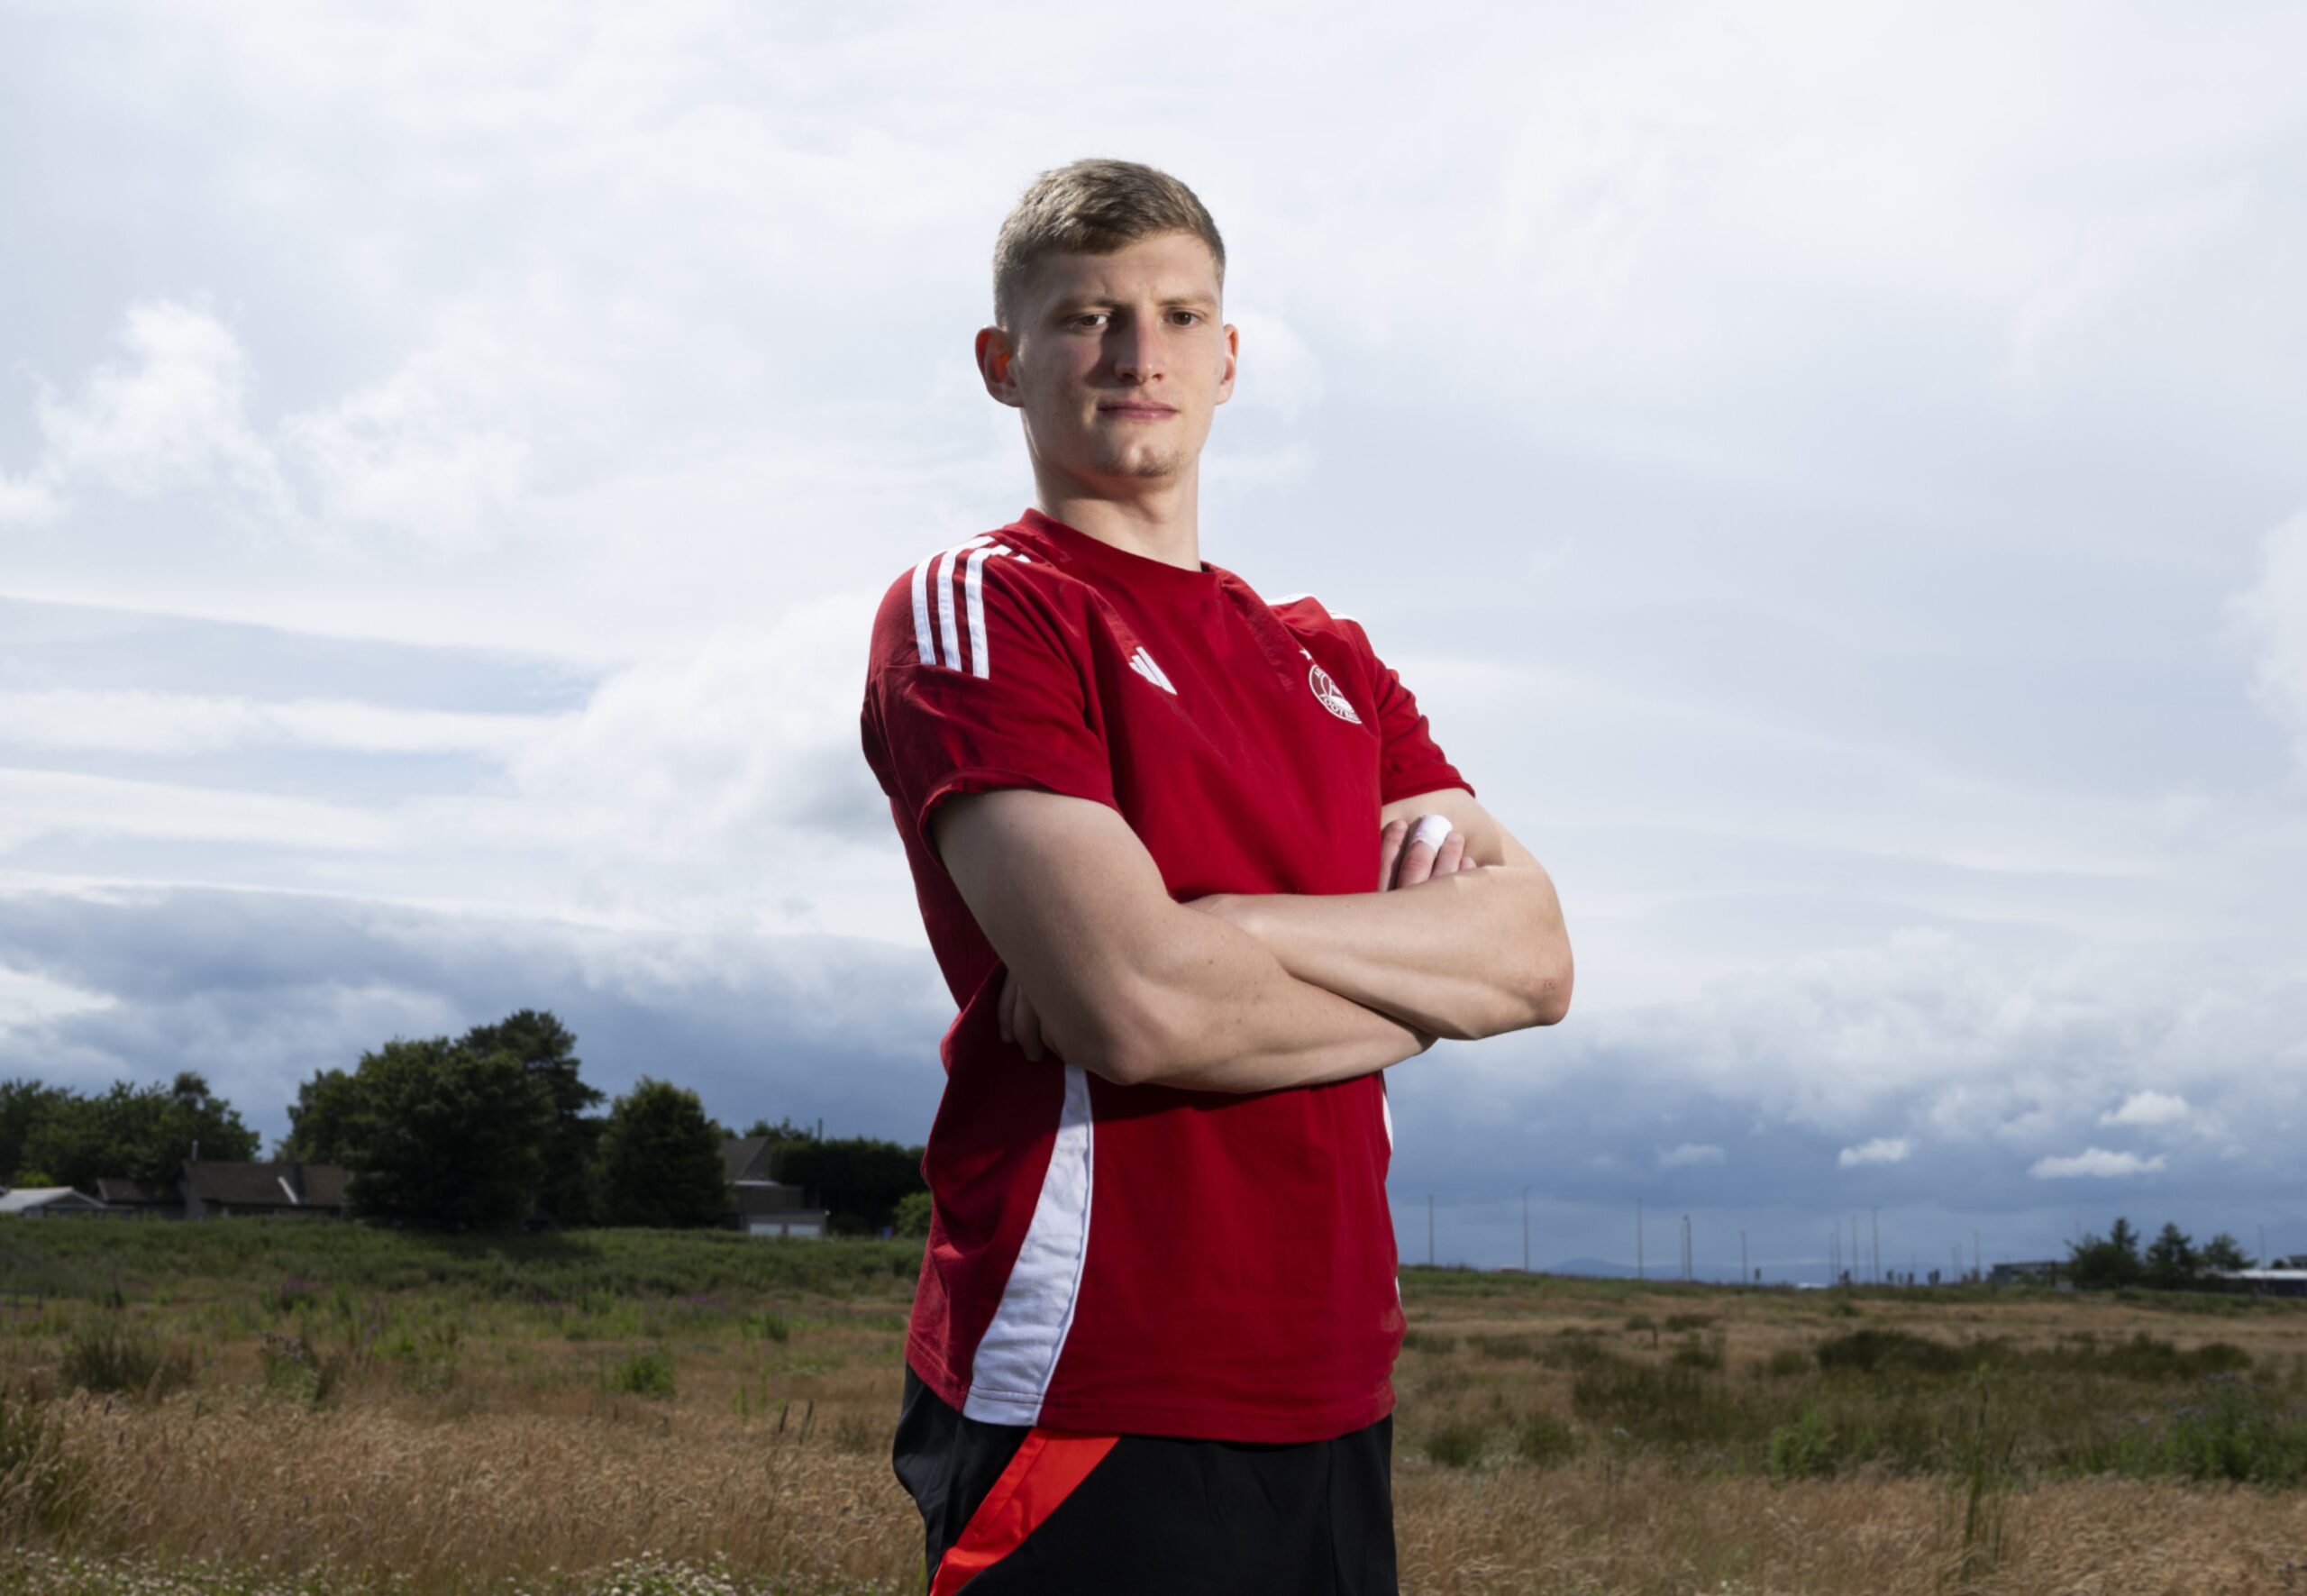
[
  {"xmin": 1068, "ymin": 312, "xmax": 1108, "ymax": 330},
  {"xmin": 1168, "ymin": 310, "xmax": 1201, "ymax": 326}
]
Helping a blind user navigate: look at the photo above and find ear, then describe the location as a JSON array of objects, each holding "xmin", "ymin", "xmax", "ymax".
[
  {"xmin": 976, "ymin": 325, "xmax": 1023, "ymax": 409},
  {"xmin": 1213, "ymin": 320, "xmax": 1239, "ymax": 406}
]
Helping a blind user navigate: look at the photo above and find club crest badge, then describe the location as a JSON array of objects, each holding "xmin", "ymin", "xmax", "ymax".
[{"xmin": 1308, "ymin": 661, "xmax": 1362, "ymax": 724}]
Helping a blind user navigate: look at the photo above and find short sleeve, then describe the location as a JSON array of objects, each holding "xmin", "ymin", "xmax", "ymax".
[
  {"xmin": 1340, "ymin": 616, "xmax": 1474, "ymax": 807},
  {"xmin": 861, "ymin": 545, "xmax": 1117, "ymax": 849}
]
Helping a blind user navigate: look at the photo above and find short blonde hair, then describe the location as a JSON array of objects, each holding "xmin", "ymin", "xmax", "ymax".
[{"xmin": 992, "ymin": 159, "xmax": 1226, "ymax": 331}]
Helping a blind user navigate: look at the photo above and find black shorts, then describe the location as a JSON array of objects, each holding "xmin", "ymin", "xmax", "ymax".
[{"xmin": 890, "ymin": 1363, "xmax": 1398, "ymax": 1595}]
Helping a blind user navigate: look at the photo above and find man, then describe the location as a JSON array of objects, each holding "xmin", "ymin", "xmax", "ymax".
[{"xmin": 858, "ymin": 158, "xmax": 1572, "ymax": 1594}]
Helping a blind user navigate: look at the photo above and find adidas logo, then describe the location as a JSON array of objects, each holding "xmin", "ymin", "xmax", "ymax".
[{"xmin": 1127, "ymin": 646, "xmax": 1177, "ymax": 695}]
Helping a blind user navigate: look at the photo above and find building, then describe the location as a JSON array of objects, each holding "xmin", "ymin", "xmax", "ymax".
[
  {"xmin": 90, "ymin": 1161, "xmax": 350, "ymax": 1220},
  {"xmin": 2218, "ymin": 1267, "xmax": 2307, "ymax": 1299},
  {"xmin": 722, "ymin": 1136, "xmax": 828, "ymax": 1239},
  {"xmin": 1988, "ymin": 1260, "xmax": 2064, "ymax": 1287},
  {"xmin": 0, "ymin": 1186, "xmax": 112, "ymax": 1218}
]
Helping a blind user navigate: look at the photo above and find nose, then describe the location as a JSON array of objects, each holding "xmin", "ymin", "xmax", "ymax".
[{"xmin": 1110, "ymin": 317, "xmax": 1163, "ymax": 383}]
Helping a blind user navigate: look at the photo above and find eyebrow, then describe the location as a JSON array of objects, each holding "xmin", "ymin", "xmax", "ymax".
[{"xmin": 1047, "ymin": 292, "xmax": 1220, "ymax": 315}]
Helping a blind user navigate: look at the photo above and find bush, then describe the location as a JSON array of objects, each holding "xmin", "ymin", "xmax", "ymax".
[
  {"xmin": 60, "ymin": 1318, "xmax": 195, "ymax": 1398},
  {"xmin": 1424, "ymin": 1418, "xmax": 1486, "ymax": 1467},
  {"xmin": 609, "ymin": 1346, "xmax": 677, "ymax": 1399},
  {"xmin": 1572, "ymin": 1362, "xmax": 1750, "ymax": 1449},
  {"xmin": 257, "ymin": 1330, "xmax": 344, "ymax": 1406},
  {"xmin": 892, "ymin": 1190, "xmax": 934, "ymax": 1239},
  {"xmin": 1815, "ymin": 1328, "xmax": 1966, "ymax": 1377},
  {"xmin": 1671, "ymin": 1334, "xmax": 1726, "ymax": 1371},
  {"xmin": 1767, "ymin": 1404, "xmax": 1837, "ymax": 1482},
  {"xmin": 2099, "ymin": 1374, "xmax": 2307, "ymax": 1485},
  {"xmin": 1514, "ymin": 1411, "xmax": 1581, "ymax": 1467},
  {"xmin": 1761, "ymin": 1347, "xmax": 1811, "ymax": 1379}
]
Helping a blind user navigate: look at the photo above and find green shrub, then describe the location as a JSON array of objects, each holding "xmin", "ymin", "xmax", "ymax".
[
  {"xmin": 59, "ymin": 1318, "xmax": 195, "ymax": 1398},
  {"xmin": 610, "ymin": 1346, "xmax": 677, "ymax": 1399},
  {"xmin": 1424, "ymin": 1418, "xmax": 1486, "ymax": 1467},
  {"xmin": 2098, "ymin": 1374, "xmax": 2307, "ymax": 1485},
  {"xmin": 1572, "ymin": 1361, "xmax": 1749, "ymax": 1448},
  {"xmin": 1761, "ymin": 1347, "xmax": 1810, "ymax": 1379},
  {"xmin": 1815, "ymin": 1327, "xmax": 1966, "ymax": 1376},
  {"xmin": 1670, "ymin": 1334, "xmax": 1726, "ymax": 1371},
  {"xmin": 892, "ymin": 1191, "xmax": 934, "ymax": 1239},
  {"xmin": 257, "ymin": 1330, "xmax": 345, "ymax": 1406},
  {"xmin": 1514, "ymin": 1411, "xmax": 1581, "ymax": 1467},
  {"xmin": 1766, "ymin": 1404, "xmax": 1837, "ymax": 1482}
]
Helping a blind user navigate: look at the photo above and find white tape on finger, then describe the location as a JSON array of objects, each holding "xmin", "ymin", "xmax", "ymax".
[{"xmin": 1409, "ymin": 813, "xmax": 1453, "ymax": 853}]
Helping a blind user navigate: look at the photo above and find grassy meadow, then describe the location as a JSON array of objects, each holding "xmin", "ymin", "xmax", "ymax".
[{"xmin": 3, "ymin": 1222, "xmax": 2305, "ymax": 1595}]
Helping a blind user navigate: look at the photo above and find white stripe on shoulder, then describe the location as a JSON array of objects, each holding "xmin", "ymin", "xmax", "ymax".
[
  {"xmin": 910, "ymin": 535, "xmax": 990, "ymax": 665},
  {"xmin": 963, "ymin": 543, "xmax": 1008, "ymax": 679}
]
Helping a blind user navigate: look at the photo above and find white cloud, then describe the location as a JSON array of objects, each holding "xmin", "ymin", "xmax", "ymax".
[
  {"xmin": 0, "ymin": 690, "xmax": 556, "ymax": 758},
  {"xmin": 2234, "ymin": 510, "xmax": 2307, "ymax": 774},
  {"xmin": 2100, "ymin": 1090, "xmax": 2192, "ymax": 1128},
  {"xmin": 278, "ymin": 342, "xmax": 533, "ymax": 552},
  {"xmin": 20, "ymin": 301, "xmax": 293, "ymax": 525},
  {"xmin": 1837, "ymin": 1136, "xmax": 1912, "ymax": 1168},
  {"xmin": 1657, "ymin": 1142, "xmax": 1724, "ymax": 1168},
  {"xmin": 2029, "ymin": 1148, "xmax": 2168, "ymax": 1180}
]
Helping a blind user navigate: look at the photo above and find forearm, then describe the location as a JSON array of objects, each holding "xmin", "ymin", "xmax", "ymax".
[
  {"xmin": 1216, "ymin": 863, "xmax": 1571, "ymax": 1041},
  {"xmin": 1046, "ymin": 900, "xmax": 1433, "ymax": 1093}
]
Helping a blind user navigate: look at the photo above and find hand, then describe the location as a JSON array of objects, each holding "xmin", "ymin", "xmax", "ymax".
[
  {"xmin": 997, "ymin": 966, "xmax": 1047, "ymax": 1062},
  {"xmin": 1377, "ymin": 814, "xmax": 1474, "ymax": 890}
]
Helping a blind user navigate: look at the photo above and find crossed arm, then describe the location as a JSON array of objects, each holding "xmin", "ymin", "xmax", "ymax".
[{"xmin": 928, "ymin": 784, "xmax": 1572, "ymax": 1093}]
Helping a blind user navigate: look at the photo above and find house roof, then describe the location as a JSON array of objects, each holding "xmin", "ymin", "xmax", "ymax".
[
  {"xmin": 181, "ymin": 1160, "xmax": 348, "ymax": 1208},
  {"xmin": 0, "ymin": 1187, "xmax": 107, "ymax": 1214},
  {"xmin": 723, "ymin": 1136, "xmax": 773, "ymax": 1183}
]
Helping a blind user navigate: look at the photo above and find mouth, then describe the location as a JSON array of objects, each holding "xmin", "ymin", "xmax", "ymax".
[{"xmin": 1097, "ymin": 403, "xmax": 1177, "ymax": 420}]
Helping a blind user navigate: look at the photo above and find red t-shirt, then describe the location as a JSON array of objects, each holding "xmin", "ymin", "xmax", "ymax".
[{"xmin": 858, "ymin": 506, "xmax": 1471, "ymax": 1443}]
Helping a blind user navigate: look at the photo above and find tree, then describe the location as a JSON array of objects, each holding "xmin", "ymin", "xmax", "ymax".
[
  {"xmin": 460, "ymin": 1010, "xmax": 604, "ymax": 1227},
  {"xmin": 278, "ymin": 1067, "xmax": 367, "ymax": 1164},
  {"xmin": 893, "ymin": 1190, "xmax": 934, "ymax": 1238},
  {"xmin": 2201, "ymin": 1232, "xmax": 2255, "ymax": 1274},
  {"xmin": 594, "ymin": 1077, "xmax": 730, "ymax": 1229},
  {"xmin": 343, "ymin": 1038, "xmax": 556, "ymax": 1231},
  {"xmin": 0, "ymin": 1077, "xmax": 70, "ymax": 1183},
  {"xmin": 743, "ymin": 1116, "xmax": 816, "ymax": 1146},
  {"xmin": 771, "ymin": 1135, "xmax": 926, "ymax": 1231},
  {"xmin": 19, "ymin": 1072, "xmax": 260, "ymax": 1190},
  {"xmin": 2143, "ymin": 1222, "xmax": 2201, "ymax": 1290},
  {"xmin": 2066, "ymin": 1216, "xmax": 2145, "ymax": 1290}
]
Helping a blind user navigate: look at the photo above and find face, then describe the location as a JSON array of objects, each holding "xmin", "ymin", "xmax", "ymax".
[{"xmin": 978, "ymin": 231, "xmax": 1237, "ymax": 489}]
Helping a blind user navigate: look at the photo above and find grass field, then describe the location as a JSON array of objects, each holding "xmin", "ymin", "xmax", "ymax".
[{"xmin": 4, "ymin": 1223, "xmax": 2305, "ymax": 1594}]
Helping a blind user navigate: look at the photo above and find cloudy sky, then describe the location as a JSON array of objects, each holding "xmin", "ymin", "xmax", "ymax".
[{"xmin": 5, "ymin": 2, "xmax": 2304, "ymax": 1279}]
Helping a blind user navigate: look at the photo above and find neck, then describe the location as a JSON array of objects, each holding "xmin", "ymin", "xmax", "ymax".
[{"xmin": 1029, "ymin": 459, "xmax": 1203, "ymax": 571}]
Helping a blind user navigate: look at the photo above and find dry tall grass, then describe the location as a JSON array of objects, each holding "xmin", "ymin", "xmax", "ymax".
[{"xmin": 5, "ymin": 1239, "xmax": 2306, "ymax": 1595}]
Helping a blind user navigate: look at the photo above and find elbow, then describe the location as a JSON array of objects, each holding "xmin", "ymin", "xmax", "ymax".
[
  {"xmin": 1060, "ymin": 977, "xmax": 1193, "ymax": 1088},
  {"xmin": 1496, "ymin": 933, "xmax": 1573, "ymax": 1033},
  {"xmin": 1527, "ymin": 936, "xmax": 1573, "ymax": 1026}
]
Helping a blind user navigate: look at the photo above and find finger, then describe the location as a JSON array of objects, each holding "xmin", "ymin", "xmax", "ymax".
[
  {"xmin": 1376, "ymin": 817, "xmax": 1409, "ymax": 890},
  {"xmin": 1395, "ymin": 814, "xmax": 1450, "ymax": 888},
  {"xmin": 998, "ymin": 970, "xmax": 1017, "ymax": 1045},
  {"xmin": 1433, "ymin": 831, "xmax": 1466, "ymax": 877},
  {"xmin": 1016, "ymin": 987, "xmax": 1045, "ymax": 1062}
]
